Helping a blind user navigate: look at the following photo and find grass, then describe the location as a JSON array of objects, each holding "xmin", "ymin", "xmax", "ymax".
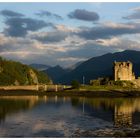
[{"xmin": 79, "ymin": 85, "xmax": 140, "ymax": 92}]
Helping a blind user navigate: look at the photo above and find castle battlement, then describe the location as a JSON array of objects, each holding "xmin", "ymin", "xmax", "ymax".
[{"xmin": 114, "ymin": 61, "xmax": 132, "ymax": 68}]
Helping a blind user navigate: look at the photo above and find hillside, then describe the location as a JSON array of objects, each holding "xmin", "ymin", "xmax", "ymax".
[
  {"xmin": 0, "ymin": 57, "xmax": 52, "ymax": 86},
  {"xmin": 57, "ymin": 50, "xmax": 140, "ymax": 84}
]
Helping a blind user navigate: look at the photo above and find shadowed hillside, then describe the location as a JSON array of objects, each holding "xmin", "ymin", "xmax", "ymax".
[{"xmin": 43, "ymin": 65, "xmax": 69, "ymax": 83}]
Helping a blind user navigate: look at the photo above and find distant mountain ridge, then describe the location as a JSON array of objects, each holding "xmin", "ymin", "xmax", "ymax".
[
  {"xmin": 29, "ymin": 63, "xmax": 51, "ymax": 71},
  {"xmin": 43, "ymin": 65, "xmax": 69, "ymax": 83},
  {"xmin": 42, "ymin": 61, "xmax": 85, "ymax": 84},
  {"xmin": 57, "ymin": 50, "xmax": 140, "ymax": 84}
]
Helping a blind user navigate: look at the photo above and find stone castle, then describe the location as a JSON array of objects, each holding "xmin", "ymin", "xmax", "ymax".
[
  {"xmin": 90, "ymin": 61, "xmax": 140, "ymax": 87},
  {"xmin": 114, "ymin": 61, "xmax": 140, "ymax": 88},
  {"xmin": 114, "ymin": 61, "xmax": 135, "ymax": 81}
]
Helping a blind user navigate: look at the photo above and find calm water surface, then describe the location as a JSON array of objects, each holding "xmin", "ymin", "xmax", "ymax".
[{"xmin": 0, "ymin": 94, "xmax": 140, "ymax": 137}]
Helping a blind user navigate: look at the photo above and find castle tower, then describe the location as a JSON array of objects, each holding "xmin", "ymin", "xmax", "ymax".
[{"xmin": 114, "ymin": 61, "xmax": 135, "ymax": 81}]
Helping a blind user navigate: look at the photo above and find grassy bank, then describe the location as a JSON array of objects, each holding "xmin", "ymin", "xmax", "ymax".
[{"xmin": 79, "ymin": 85, "xmax": 140, "ymax": 91}]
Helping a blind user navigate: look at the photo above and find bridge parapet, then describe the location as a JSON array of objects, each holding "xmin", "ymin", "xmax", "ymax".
[{"xmin": 0, "ymin": 85, "xmax": 71, "ymax": 92}]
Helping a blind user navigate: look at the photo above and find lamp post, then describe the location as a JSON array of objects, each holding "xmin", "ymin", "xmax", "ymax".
[{"xmin": 83, "ymin": 76, "xmax": 85, "ymax": 85}]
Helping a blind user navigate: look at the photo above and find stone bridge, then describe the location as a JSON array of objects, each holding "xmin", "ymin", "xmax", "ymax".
[{"xmin": 0, "ymin": 85, "xmax": 71, "ymax": 92}]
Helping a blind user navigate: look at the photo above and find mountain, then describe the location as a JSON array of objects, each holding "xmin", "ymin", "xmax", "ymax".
[
  {"xmin": 29, "ymin": 63, "xmax": 50, "ymax": 71},
  {"xmin": 43, "ymin": 65, "xmax": 69, "ymax": 84},
  {"xmin": 58, "ymin": 50, "xmax": 140, "ymax": 84},
  {"xmin": 0, "ymin": 57, "xmax": 52, "ymax": 86}
]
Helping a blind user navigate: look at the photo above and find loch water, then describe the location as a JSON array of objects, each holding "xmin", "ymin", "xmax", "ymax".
[{"xmin": 0, "ymin": 94, "xmax": 140, "ymax": 137}]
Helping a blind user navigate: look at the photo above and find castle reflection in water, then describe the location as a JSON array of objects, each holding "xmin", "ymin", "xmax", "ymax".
[
  {"xmin": 0, "ymin": 95, "xmax": 140, "ymax": 128},
  {"xmin": 78, "ymin": 97, "xmax": 140, "ymax": 128}
]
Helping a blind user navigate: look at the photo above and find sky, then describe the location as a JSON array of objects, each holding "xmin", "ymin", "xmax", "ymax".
[{"xmin": 1, "ymin": 3, "xmax": 140, "ymax": 67}]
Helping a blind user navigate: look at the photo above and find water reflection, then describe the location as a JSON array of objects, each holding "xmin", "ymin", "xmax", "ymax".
[
  {"xmin": 70, "ymin": 97, "xmax": 140, "ymax": 127},
  {"xmin": 114, "ymin": 104, "xmax": 132, "ymax": 127},
  {"xmin": 0, "ymin": 96, "xmax": 140, "ymax": 130},
  {"xmin": 0, "ymin": 96, "xmax": 39, "ymax": 123},
  {"xmin": 0, "ymin": 96, "xmax": 71, "ymax": 124}
]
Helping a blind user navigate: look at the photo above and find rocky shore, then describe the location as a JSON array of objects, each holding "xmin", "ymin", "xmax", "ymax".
[{"xmin": 72, "ymin": 127, "xmax": 140, "ymax": 137}]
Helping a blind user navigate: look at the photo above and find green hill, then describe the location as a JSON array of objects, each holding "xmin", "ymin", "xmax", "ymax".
[{"xmin": 0, "ymin": 57, "xmax": 52, "ymax": 86}]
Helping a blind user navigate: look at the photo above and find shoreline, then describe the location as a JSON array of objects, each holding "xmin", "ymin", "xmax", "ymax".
[
  {"xmin": 1, "ymin": 89, "xmax": 140, "ymax": 97},
  {"xmin": 72, "ymin": 126, "xmax": 140, "ymax": 137}
]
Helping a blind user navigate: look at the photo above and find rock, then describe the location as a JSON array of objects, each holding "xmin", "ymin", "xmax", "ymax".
[
  {"xmin": 14, "ymin": 80, "xmax": 20, "ymax": 86},
  {"xmin": 0, "ymin": 66, "xmax": 3, "ymax": 73},
  {"xmin": 28, "ymin": 69, "xmax": 38, "ymax": 84},
  {"xmin": 72, "ymin": 127, "xmax": 140, "ymax": 137}
]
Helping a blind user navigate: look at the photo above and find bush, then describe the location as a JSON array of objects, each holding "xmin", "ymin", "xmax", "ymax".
[
  {"xmin": 113, "ymin": 80, "xmax": 135, "ymax": 88},
  {"xmin": 90, "ymin": 79, "xmax": 100, "ymax": 86},
  {"xmin": 71, "ymin": 80, "xmax": 80, "ymax": 89},
  {"xmin": 90, "ymin": 77, "xmax": 111, "ymax": 86},
  {"xmin": 113, "ymin": 80, "xmax": 124, "ymax": 86},
  {"xmin": 101, "ymin": 77, "xmax": 110, "ymax": 85}
]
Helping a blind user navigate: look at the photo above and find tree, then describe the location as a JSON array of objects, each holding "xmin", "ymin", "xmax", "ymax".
[{"xmin": 71, "ymin": 80, "xmax": 80, "ymax": 89}]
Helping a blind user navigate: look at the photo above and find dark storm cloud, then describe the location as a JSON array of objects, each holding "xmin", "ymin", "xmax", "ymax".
[
  {"xmin": 36, "ymin": 10, "xmax": 63, "ymax": 20},
  {"xmin": 68, "ymin": 9, "xmax": 99, "ymax": 22},
  {"xmin": 0, "ymin": 10, "xmax": 24, "ymax": 17},
  {"xmin": 4, "ymin": 17, "xmax": 54, "ymax": 37},
  {"xmin": 76, "ymin": 23, "xmax": 140, "ymax": 40},
  {"xmin": 123, "ymin": 8, "xmax": 140, "ymax": 20}
]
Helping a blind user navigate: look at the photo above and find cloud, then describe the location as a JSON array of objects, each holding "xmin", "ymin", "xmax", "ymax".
[
  {"xmin": 96, "ymin": 37, "xmax": 121, "ymax": 47},
  {"xmin": 28, "ymin": 24, "xmax": 80, "ymax": 43},
  {"xmin": 0, "ymin": 32, "xmax": 88, "ymax": 66},
  {"xmin": 66, "ymin": 40, "xmax": 115, "ymax": 58},
  {"xmin": 58, "ymin": 57, "xmax": 87, "ymax": 63},
  {"xmin": 76, "ymin": 22, "xmax": 140, "ymax": 40},
  {"xmin": 0, "ymin": 34, "xmax": 34, "ymax": 52},
  {"xmin": 66, "ymin": 37, "xmax": 140, "ymax": 61},
  {"xmin": 4, "ymin": 17, "xmax": 54, "ymax": 37},
  {"xmin": 0, "ymin": 33, "xmax": 72, "ymax": 65},
  {"xmin": 28, "ymin": 31, "xmax": 69, "ymax": 43},
  {"xmin": 0, "ymin": 34, "xmax": 53, "ymax": 64},
  {"xmin": 68, "ymin": 9, "xmax": 99, "ymax": 22},
  {"xmin": 0, "ymin": 10, "xmax": 24, "ymax": 17},
  {"xmin": 95, "ymin": 37, "xmax": 140, "ymax": 52},
  {"xmin": 54, "ymin": 24, "xmax": 80, "ymax": 32},
  {"xmin": 36, "ymin": 10, "xmax": 63, "ymax": 20},
  {"xmin": 123, "ymin": 7, "xmax": 140, "ymax": 20}
]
